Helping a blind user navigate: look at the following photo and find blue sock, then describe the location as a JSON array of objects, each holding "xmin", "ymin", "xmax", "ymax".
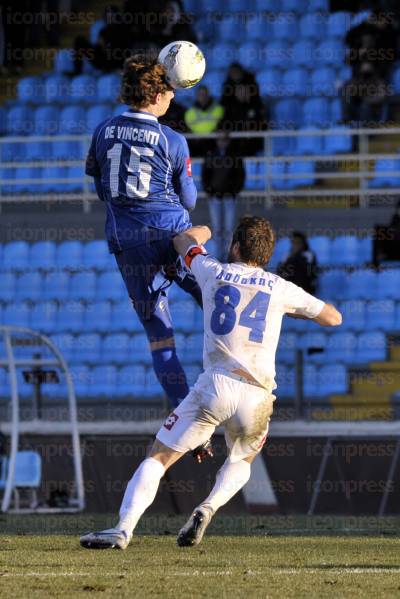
[{"xmin": 151, "ymin": 347, "xmax": 189, "ymax": 408}]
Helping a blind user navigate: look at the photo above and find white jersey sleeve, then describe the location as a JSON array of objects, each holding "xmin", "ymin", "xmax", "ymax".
[
  {"xmin": 279, "ymin": 278, "xmax": 325, "ymax": 319},
  {"xmin": 186, "ymin": 247, "xmax": 222, "ymax": 287}
]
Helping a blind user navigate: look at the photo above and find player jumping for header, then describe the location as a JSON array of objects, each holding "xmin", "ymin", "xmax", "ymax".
[
  {"xmin": 80, "ymin": 216, "xmax": 342, "ymax": 550},
  {"xmin": 85, "ymin": 55, "xmax": 203, "ymax": 411}
]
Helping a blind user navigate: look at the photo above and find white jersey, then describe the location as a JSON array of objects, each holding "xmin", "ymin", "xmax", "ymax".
[{"xmin": 188, "ymin": 250, "xmax": 325, "ymax": 393}]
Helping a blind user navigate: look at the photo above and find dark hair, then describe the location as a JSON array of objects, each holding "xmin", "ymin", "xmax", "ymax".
[
  {"xmin": 232, "ymin": 216, "xmax": 275, "ymax": 267},
  {"xmin": 120, "ymin": 55, "xmax": 172, "ymax": 107},
  {"xmin": 292, "ymin": 231, "xmax": 309, "ymax": 251}
]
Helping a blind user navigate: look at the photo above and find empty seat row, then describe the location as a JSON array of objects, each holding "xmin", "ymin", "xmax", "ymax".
[
  {"xmin": 318, "ymin": 268, "xmax": 400, "ymax": 299},
  {"xmin": 276, "ymin": 363, "xmax": 348, "ymax": 397},
  {"xmin": 245, "ymin": 159, "xmax": 315, "ymax": 190},
  {"xmin": 278, "ymin": 330, "xmax": 388, "ymax": 365},
  {"xmin": 0, "ymin": 167, "xmax": 90, "ymax": 194}
]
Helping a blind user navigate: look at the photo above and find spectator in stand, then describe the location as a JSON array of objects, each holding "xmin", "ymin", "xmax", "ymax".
[
  {"xmin": 341, "ymin": 61, "xmax": 388, "ymax": 127},
  {"xmin": 373, "ymin": 200, "xmax": 400, "ymax": 266},
  {"xmin": 158, "ymin": 0, "xmax": 197, "ymax": 47},
  {"xmin": 277, "ymin": 232, "xmax": 318, "ymax": 294},
  {"xmin": 184, "ymin": 85, "xmax": 224, "ymax": 155},
  {"xmin": 159, "ymin": 98, "xmax": 188, "ymax": 132},
  {"xmin": 202, "ymin": 132, "xmax": 245, "ymax": 259},
  {"xmin": 220, "ymin": 62, "xmax": 267, "ymax": 156}
]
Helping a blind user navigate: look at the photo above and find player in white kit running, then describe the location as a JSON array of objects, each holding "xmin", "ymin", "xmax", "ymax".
[{"xmin": 80, "ymin": 216, "xmax": 342, "ymax": 550}]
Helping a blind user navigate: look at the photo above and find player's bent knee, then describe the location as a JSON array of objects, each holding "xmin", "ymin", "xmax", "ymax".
[{"xmin": 149, "ymin": 439, "xmax": 184, "ymax": 469}]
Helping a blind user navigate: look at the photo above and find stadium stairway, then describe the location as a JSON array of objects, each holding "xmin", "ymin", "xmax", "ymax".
[{"xmin": 313, "ymin": 339, "xmax": 400, "ymax": 421}]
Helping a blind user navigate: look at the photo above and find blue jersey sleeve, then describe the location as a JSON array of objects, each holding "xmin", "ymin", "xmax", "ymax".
[
  {"xmin": 85, "ymin": 121, "xmax": 105, "ymax": 177},
  {"xmin": 171, "ymin": 133, "xmax": 197, "ymax": 212}
]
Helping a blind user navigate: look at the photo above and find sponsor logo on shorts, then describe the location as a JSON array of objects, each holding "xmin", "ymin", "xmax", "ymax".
[{"xmin": 163, "ymin": 412, "xmax": 179, "ymax": 430}]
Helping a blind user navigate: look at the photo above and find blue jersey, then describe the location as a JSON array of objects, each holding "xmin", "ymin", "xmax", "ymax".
[{"xmin": 85, "ymin": 110, "xmax": 197, "ymax": 252}]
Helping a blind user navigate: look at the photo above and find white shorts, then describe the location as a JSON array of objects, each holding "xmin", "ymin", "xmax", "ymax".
[{"xmin": 156, "ymin": 368, "xmax": 275, "ymax": 462}]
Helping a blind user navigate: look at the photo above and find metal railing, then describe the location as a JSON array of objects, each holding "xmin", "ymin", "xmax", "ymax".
[{"xmin": 1, "ymin": 127, "xmax": 400, "ymax": 208}]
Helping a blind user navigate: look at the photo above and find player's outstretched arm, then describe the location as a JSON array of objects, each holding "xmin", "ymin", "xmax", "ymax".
[
  {"xmin": 173, "ymin": 226, "xmax": 212, "ymax": 258},
  {"xmin": 313, "ymin": 303, "xmax": 342, "ymax": 326}
]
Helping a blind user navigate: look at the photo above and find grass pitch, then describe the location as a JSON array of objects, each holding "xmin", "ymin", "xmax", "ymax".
[{"xmin": 1, "ymin": 515, "xmax": 400, "ymax": 598}]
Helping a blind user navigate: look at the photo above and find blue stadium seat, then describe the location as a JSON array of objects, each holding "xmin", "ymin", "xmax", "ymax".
[
  {"xmin": 271, "ymin": 135, "xmax": 295, "ymax": 156},
  {"xmin": 268, "ymin": 236, "xmax": 290, "ymax": 270},
  {"xmin": 376, "ymin": 269, "xmax": 400, "ymax": 299},
  {"xmin": 330, "ymin": 98, "xmax": 342, "ymax": 124},
  {"xmin": 290, "ymin": 40, "xmax": 316, "ymax": 67},
  {"xmin": 194, "ymin": 16, "xmax": 216, "ymax": 44},
  {"xmin": 55, "ymin": 301, "xmax": 85, "ymax": 333},
  {"xmin": 0, "ymin": 106, "xmax": 6, "ymax": 134},
  {"xmin": 16, "ymin": 272, "xmax": 42, "ymax": 302},
  {"xmin": 86, "ymin": 105, "xmax": 111, "ymax": 133},
  {"xmin": 3, "ymin": 302, "xmax": 31, "ymax": 328},
  {"xmin": 96, "ymin": 74, "xmax": 120, "ymax": 103},
  {"xmin": 325, "ymin": 332, "xmax": 356, "ymax": 364},
  {"xmin": 6, "ymin": 106, "xmax": 32, "ymax": 135},
  {"xmin": 295, "ymin": 129, "xmax": 323, "ymax": 155},
  {"xmin": 128, "ymin": 333, "xmax": 151, "ymax": 365},
  {"xmin": 0, "ymin": 167, "xmax": 15, "ymax": 194},
  {"xmin": 245, "ymin": 160, "xmax": 264, "ymax": 190},
  {"xmin": 52, "ymin": 139, "xmax": 85, "ymax": 160},
  {"xmin": 238, "ymin": 42, "xmax": 264, "ymax": 71},
  {"xmin": 308, "ymin": 236, "xmax": 331, "ymax": 266},
  {"xmin": 17, "ymin": 76, "xmax": 45, "ymax": 104},
  {"xmin": 339, "ymin": 300, "xmax": 366, "ymax": 331},
  {"xmin": 369, "ymin": 159, "xmax": 400, "ymax": 188},
  {"xmin": 303, "ymin": 97, "xmax": 331, "ymax": 127},
  {"xmin": 318, "ymin": 268, "xmax": 347, "ymax": 297},
  {"xmin": 257, "ymin": 69, "xmax": 282, "ymax": 98},
  {"xmin": 281, "ymin": 0, "xmax": 306, "ymax": 12},
  {"xmin": 110, "ymin": 300, "xmax": 142, "ymax": 333},
  {"xmin": 3, "ymin": 241, "xmax": 30, "ymax": 271},
  {"xmin": 358, "ymin": 237, "xmax": 372, "ymax": 264},
  {"xmin": 170, "ymin": 300, "xmax": 195, "ymax": 332},
  {"xmin": 272, "ymin": 13, "xmax": 298, "ymax": 40},
  {"xmin": 276, "ymin": 364, "xmax": 295, "ymax": 397},
  {"xmin": 54, "ymin": 49, "xmax": 74, "ymax": 74},
  {"xmin": 89, "ymin": 18, "xmax": 105, "ymax": 44},
  {"xmin": 282, "ymin": 68, "xmax": 309, "ymax": 97},
  {"xmin": 316, "ymin": 364, "xmax": 347, "ymax": 396},
  {"xmin": 391, "ymin": 66, "xmax": 400, "ymax": 94},
  {"xmin": 185, "ymin": 333, "xmax": 203, "ymax": 363},
  {"xmin": 299, "ymin": 13, "xmax": 324, "ymax": 40},
  {"xmin": 64, "ymin": 166, "xmax": 85, "ymax": 193},
  {"xmin": 97, "ymin": 271, "xmax": 125, "ymax": 302},
  {"xmin": 44, "ymin": 75, "xmax": 70, "ymax": 104},
  {"xmin": 142, "ymin": 368, "xmax": 162, "ymax": 398},
  {"xmin": 50, "ymin": 333, "xmax": 75, "ymax": 363},
  {"xmin": 255, "ymin": 0, "xmax": 277, "ymax": 10},
  {"xmin": 70, "ymin": 75, "xmax": 97, "ymax": 104},
  {"xmin": 30, "ymin": 241, "xmax": 56, "ymax": 271},
  {"xmin": 330, "ymin": 236, "xmax": 360, "ymax": 266},
  {"xmin": 286, "ymin": 160, "xmax": 315, "ymax": 187},
  {"xmin": 100, "ymin": 333, "xmax": 130, "ymax": 365},
  {"xmin": 207, "ymin": 43, "xmax": 235, "ymax": 70},
  {"xmin": 327, "ymin": 11, "xmax": 351, "ymax": 37},
  {"xmin": 323, "ymin": 126, "xmax": 352, "ymax": 154},
  {"xmin": 39, "ymin": 166, "xmax": 68, "ymax": 194},
  {"xmin": 82, "ymin": 240, "xmax": 112, "ymax": 270},
  {"xmin": 13, "ymin": 167, "xmax": 39, "ymax": 194},
  {"xmin": 344, "ymin": 269, "xmax": 378, "ymax": 300},
  {"xmin": 30, "ymin": 301, "xmax": 57, "ymax": 334},
  {"xmin": 308, "ymin": 0, "xmax": 329, "ymax": 10},
  {"xmin": 246, "ymin": 16, "xmax": 271, "ymax": 41},
  {"xmin": 43, "ymin": 271, "xmax": 69, "ymax": 301},
  {"xmin": 264, "ymin": 41, "xmax": 289, "ymax": 68},
  {"xmin": 365, "ymin": 300, "xmax": 395, "ymax": 331},
  {"xmin": 0, "ymin": 273, "xmax": 16, "ymax": 302},
  {"xmin": 68, "ymin": 365, "xmax": 90, "ymax": 398},
  {"xmin": 272, "ymin": 98, "xmax": 302, "ymax": 128},
  {"xmin": 185, "ymin": 364, "xmax": 202, "ymax": 387},
  {"xmin": 71, "ymin": 333, "xmax": 101, "ymax": 364},
  {"xmin": 33, "ymin": 106, "xmax": 59, "ymax": 135},
  {"xmin": 316, "ymin": 40, "xmax": 345, "ymax": 67},
  {"xmin": 301, "ymin": 331, "xmax": 327, "ymax": 363},
  {"xmin": 84, "ymin": 301, "xmax": 112, "ymax": 333},
  {"xmin": 202, "ymin": 71, "xmax": 224, "ymax": 98},
  {"xmin": 87, "ymin": 365, "xmax": 118, "ymax": 398},
  {"xmin": 303, "ymin": 364, "xmax": 318, "ymax": 396},
  {"xmin": 310, "ymin": 67, "xmax": 336, "ymax": 96},
  {"xmin": 69, "ymin": 271, "xmax": 97, "ymax": 301},
  {"xmin": 56, "ymin": 241, "xmax": 83, "ymax": 270},
  {"xmin": 355, "ymin": 331, "xmax": 386, "ymax": 364},
  {"xmin": 217, "ymin": 16, "xmax": 244, "ymax": 42},
  {"xmin": 276, "ymin": 332, "xmax": 297, "ymax": 363},
  {"xmin": 59, "ymin": 106, "xmax": 86, "ymax": 134},
  {"xmin": 0, "ymin": 451, "xmax": 41, "ymax": 489},
  {"xmin": 117, "ymin": 365, "xmax": 146, "ymax": 396}
]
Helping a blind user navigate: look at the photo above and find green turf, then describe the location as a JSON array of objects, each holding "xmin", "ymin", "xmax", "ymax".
[{"xmin": 1, "ymin": 516, "xmax": 400, "ymax": 598}]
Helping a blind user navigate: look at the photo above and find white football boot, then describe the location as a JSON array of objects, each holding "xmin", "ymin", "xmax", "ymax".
[
  {"xmin": 80, "ymin": 528, "xmax": 131, "ymax": 550},
  {"xmin": 177, "ymin": 505, "xmax": 214, "ymax": 547}
]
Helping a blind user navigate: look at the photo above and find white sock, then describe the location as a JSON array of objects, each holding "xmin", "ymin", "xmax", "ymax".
[
  {"xmin": 200, "ymin": 459, "xmax": 251, "ymax": 513},
  {"xmin": 117, "ymin": 457, "xmax": 165, "ymax": 536}
]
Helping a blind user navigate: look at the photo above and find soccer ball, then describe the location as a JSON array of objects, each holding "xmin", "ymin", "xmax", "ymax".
[{"xmin": 158, "ymin": 41, "xmax": 206, "ymax": 89}]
